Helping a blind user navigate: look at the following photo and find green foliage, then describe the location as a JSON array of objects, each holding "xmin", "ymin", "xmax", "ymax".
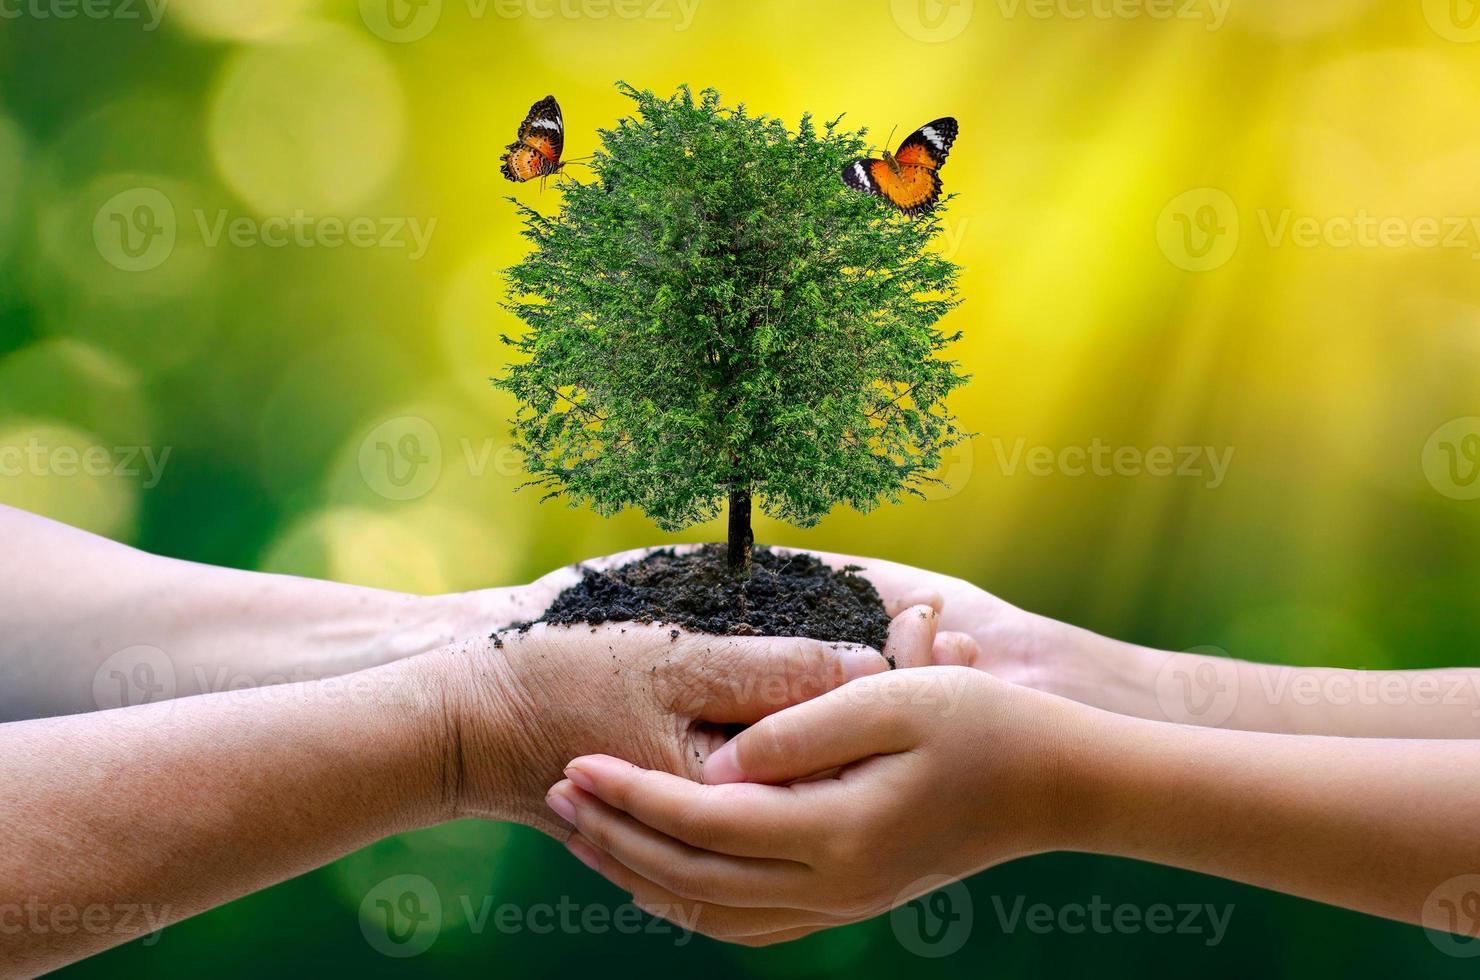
[{"xmin": 496, "ymin": 82, "xmax": 967, "ymax": 540}]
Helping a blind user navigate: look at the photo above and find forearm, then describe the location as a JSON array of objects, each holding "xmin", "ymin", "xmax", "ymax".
[
  {"xmin": 1045, "ymin": 631, "xmax": 1480, "ymax": 737},
  {"xmin": 808, "ymin": 550, "xmax": 1480, "ymax": 737},
  {"xmin": 0, "ymin": 655, "xmax": 447, "ymax": 976},
  {"xmin": 0, "ymin": 506, "xmax": 535, "ymax": 720},
  {"xmin": 1067, "ymin": 711, "xmax": 1480, "ymax": 927}
]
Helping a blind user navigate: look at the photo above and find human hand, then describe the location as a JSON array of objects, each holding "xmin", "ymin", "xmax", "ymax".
[
  {"xmin": 545, "ymin": 666, "xmax": 1087, "ymax": 945},
  {"xmin": 498, "ymin": 545, "xmax": 1171, "ymax": 727},
  {"xmin": 509, "ymin": 548, "xmax": 1480, "ymax": 739},
  {"xmin": 485, "ymin": 544, "xmax": 976, "ymax": 675},
  {"xmin": 786, "ymin": 548, "xmax": 1164, "ymax": 716},
  {"xmin": 424, "ymin": 599, "xmax": 968, "ymax": 835}
]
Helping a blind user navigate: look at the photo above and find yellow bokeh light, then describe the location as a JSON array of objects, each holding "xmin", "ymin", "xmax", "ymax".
[
  {"xmin": 0, "ymin": 420, "xmax": 139, "ymax": 541},
  {"xmin": 1291, "ymin": 50, "xmax": 1480, "ymax": 216},
  {"xmin": 398, "ymin": 501, "xmax": 522, "ymax": 592},
  {"xmin": 29, "ymin": 172, "xmax": 219, "ymax": 374},
  {"xmin": 0, "ymin": 339, "xmax": 150, "ymax": 447},
  {"xmin": 1236, "ymin": 0, "xmax": 1377, "ymax": 38},
  {"xmin": 438, "ymin": 249, "xmax": 519, "ymax": 405},
  {"xmin": 209, "ymin": 23, "xmax": 407, "ymax": 216},
  {"xmin": 37, "ymin": 173, "xmax": 215, "ymax": 297},
  {"xmin": 36, "ymin": 96, "xmax": 196, "ymax": 190},
  {"xmin": 259, "ymin": 507, "xmax": 448, "ymax": 594},
  {"xmin": 168, "ymin": 0, "xmax": 321, "ymax": 42},
  {"xmin": 322, "ymin": 396, "xmax": 532, "ymax": 588}
]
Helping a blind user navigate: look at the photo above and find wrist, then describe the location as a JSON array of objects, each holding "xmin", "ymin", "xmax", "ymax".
[
  {"xmin": 955, "ymin": 674, "xmax": 1112, "ymax": 859},
  {"xmin": 1016, "ymin": 689, "xmax": 1113, "ymax": 855},
  {"xmin": 1047, "ymin": 705, "xmax": 1169, "ymax": 856},
  {"xmin": 426, "ymin": 583, "xmax": 548, "ymax": 639},
  {"xmin": 294, "ymin": 654, "xmax": 461, "ymax": 834},
  {"xmin": 1031, "ymin": 620, "xmax": 1165, "ymax": 720},
  {"xmin": 415, "ymin": 633, "xmax": 557, "ymax": 829}
]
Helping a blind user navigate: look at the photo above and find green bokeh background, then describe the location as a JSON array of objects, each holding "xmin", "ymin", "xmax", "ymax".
[{"xmin": 2, "ymin": 0, "xmax": 1478, "ymax": 975}]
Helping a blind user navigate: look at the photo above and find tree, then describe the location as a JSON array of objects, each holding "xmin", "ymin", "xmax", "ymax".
[{"xmin": 497, "ymin": 83, "xmax": 967, "ymax": 577}]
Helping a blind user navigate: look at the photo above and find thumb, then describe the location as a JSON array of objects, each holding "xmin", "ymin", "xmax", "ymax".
[
  {"xmin": 884, "ymin": 603, "xmax": 941, "ymax": 669},
  {"xmin": 685, "ymin": 634, "xmax": 890, "ymax": 724},
  {"xmin": 932, "ymin": 630, "xmax": 981, "ymax": 667},
  {"xmin": 704, "ymin": 675, "xmax": 918, "ymax": 784}
]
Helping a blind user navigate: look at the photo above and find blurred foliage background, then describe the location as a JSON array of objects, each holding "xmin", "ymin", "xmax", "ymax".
[{"xmin": 3, "ymin": 0, "xmax": 1479, "ymax": 975}]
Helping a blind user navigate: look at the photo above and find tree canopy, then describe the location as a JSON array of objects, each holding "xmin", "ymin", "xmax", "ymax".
[{"xmin": 497, "ymin": 83, "xmax": 968, "ymax": 573}]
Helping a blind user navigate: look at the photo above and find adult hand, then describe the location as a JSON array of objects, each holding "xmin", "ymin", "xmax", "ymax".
[
  {"xmin": 531, "ymin": 544, "xmax": 1090, "ymax": 689},
  {"xmin": 0, "ymin": 583, "xmax": 961, "ymax": 975},
  {"xmin": 433, "ymin": 599, "xmax": 967, "ymax": 834}
]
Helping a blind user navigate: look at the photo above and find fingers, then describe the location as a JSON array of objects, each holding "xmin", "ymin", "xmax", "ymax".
[
  {"xmin": 563, "ymin": 754, "xmax": 826, "ymax": 860},
  {"xmin": 546, "ymin": 781, "xmax": 815, "ymax": 910},
  {"xmin": 703, "ymin": 675, "xmax": 919, "ymax": 784},
  {"xmin": 682, "ymin": 634, "xmax": 889, "ymax": 724},
  {"xmin": 884, "ymin": 587, "xmax": 943, "ymax": 618},
  {"xmin": 778, "ymin": 547, "xmax": 944, "ymax": 615},
  {"xmin": 883, "ymin": 603, "xmax": 940, "ymax": 669},
  {"xmin": 932, "ymin": 630, "xmax": 980, "ymax": 667},
  {"xmin": 566, "ymin": 834, "xmax": 847, "ymax": 943}
]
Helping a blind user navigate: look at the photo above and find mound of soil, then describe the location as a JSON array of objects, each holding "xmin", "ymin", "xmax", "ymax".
[{"xmin": 536, "ymin": 545, "xmax": 891, "ymax": 655}]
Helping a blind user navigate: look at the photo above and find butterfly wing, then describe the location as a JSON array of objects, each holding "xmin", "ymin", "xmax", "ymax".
[
  {"xmin": 502, "ymin": 145, "xmax": 557, "ymax": 182},
  {"xmin": 877, "ymin": 162, "xmax": 943, "ymax": 216},
  {"xmin": 841, "ymin": 117, "xmax": 957, "ymax": 214},
  {"xmin": 518, "ymin": 95, "xmax": 564, "ymax": 163},
  {"xmin": 842, "ymin": 157, "xmax": 886, "ymax": 197},
  {"xmin": 842, "ymin": 158, "xmax": 943, "ymax": 216},
  {"xmin": 893, "ymin": 117, "xmax": 958, "ymax": 171},
  {"xmin": 501, "ymin": 95, "xmax": 564, "ymax": 183}
]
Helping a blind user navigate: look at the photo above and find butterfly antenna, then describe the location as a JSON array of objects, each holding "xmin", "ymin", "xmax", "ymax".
[{"xmin": 886, "ymin": 123, "xmax": 898, "ymax": 153}]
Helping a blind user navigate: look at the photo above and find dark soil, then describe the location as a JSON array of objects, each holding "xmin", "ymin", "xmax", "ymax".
[{"xmin": 536, "ymin": 545, "xmax": 891, "ymax": 655}]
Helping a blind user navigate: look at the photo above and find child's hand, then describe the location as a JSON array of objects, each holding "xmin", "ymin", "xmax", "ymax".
[
  {"xmin": 786, "ymin": 547, "xmax": 1110, "ymax": 693},
  {"xmin": 546, "ymin": 667, "xmax": 1086, "ymax": 945}
]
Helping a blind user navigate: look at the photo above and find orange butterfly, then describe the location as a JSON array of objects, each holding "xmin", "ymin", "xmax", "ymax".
[
  {"xmin": 842, "ymin": 117, "xmax": 958, "ymax": 215},
  {"xmin": 501, "ymin": 95, "xmax": 565, "ymax": 184}
]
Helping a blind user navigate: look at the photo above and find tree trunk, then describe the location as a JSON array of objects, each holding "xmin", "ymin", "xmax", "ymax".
[{"xmin": 726, "ymin": 486, "xmax": 753, "ymax": 578}]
